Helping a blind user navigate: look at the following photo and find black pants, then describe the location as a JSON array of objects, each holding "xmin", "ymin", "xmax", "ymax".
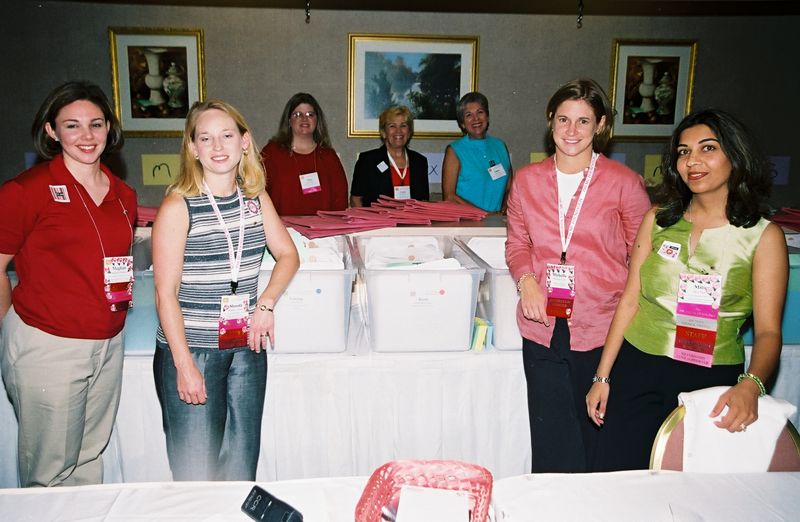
[
  {"xmin": 522, "ymin": 318, "xmax": 601, "ymax": 473},
  {"xmin": 593, "ymin": 339, "xmax": 742, "ymax": 471}
]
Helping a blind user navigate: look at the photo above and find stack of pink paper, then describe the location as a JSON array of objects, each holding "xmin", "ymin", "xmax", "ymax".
[
  {"xmin": 773, "ymin": 208, "xmax": 800, "ymax": 232},
  {"xmin": 283, "ymin": 196, "xmax": 487, "ymax": 238},
  {"xmin": 136, "ymin": 205, "xmax": 159, "ymax": 227}
]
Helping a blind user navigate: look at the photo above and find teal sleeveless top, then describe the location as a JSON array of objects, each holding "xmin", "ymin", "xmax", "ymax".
[
  {"xmin": 625, "ymin": 216, "xmax": 770, "ymax": 365},
  {"xmin": 450, "ymin": 134, "xmax": 511, "ymax": 212}
]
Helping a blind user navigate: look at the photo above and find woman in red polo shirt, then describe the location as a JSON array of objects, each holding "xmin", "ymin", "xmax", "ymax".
[{"xmin": 0, "ymin": 81, "xmax": 137, "ymax": 487}]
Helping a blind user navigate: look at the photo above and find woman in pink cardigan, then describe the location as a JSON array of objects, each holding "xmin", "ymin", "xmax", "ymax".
[{"xmin": 505, "ymin": 78, "xmax": 650, "ymax": 472}]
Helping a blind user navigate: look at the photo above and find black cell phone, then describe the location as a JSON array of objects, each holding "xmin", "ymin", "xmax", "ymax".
[{"xmin": 241, "ymin": 485, "xmax": 303, "ymax": 522}]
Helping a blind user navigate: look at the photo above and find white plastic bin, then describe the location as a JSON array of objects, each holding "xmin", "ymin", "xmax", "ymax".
[
  {"xmin": 351, "ymin": 235, "xmax": 484, "ymax": 352},
  {"xmin": 123, "ymin": 270, "xmax": 158, "ymax": 354},
  {"xmin": 258, "ymin": 236, "xmax": 356, "ymax": 353},
  {"xmin": 456, "ymin": 236, "xmax": 522, "ymax": 351}
]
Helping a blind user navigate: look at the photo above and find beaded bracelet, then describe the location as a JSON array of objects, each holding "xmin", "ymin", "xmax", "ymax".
[
  {"xmin": 516, "ymin": 272, "xmax": 538, "ymax": 294},
  {"xmin": 737, "ymin": 372, "xmax": 766, "ymax": 397}
]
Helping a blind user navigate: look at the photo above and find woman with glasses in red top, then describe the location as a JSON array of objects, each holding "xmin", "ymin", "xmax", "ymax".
[{"xmin": 260, "ymin": 93, "xmax": 348, "ymax": 216}]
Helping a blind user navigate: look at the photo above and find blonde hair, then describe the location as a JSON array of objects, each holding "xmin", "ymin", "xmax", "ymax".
[
  {"xmin": 168, "ymin": 99, "xmax": 265, "ymax": 199},
  {"xmin": 378, "ymin": 105, "xmax": 414, "ymax": 142}
]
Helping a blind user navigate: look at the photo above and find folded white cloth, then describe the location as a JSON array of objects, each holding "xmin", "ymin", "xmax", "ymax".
[
  {"xmin": 466, "ymin": 236, "xmax": 508, "ymax": 269},
  {"xmin": 380, "ymin": 258, "xmax": 463, "ymax": 270},
  {"xmin": 679, "ymin": 386, "xmax": 797, "ymax": 472},
  {"xmin": 262, "ymin": 229, "xmax": 345, "ymax": 270},
  {"xmin": 364, "ymin": 236, "xmax": 444, "ymax": 268}
]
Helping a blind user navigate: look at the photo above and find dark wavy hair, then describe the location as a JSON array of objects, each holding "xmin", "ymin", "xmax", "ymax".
[
  {"xmin": 654, "ymin": 108, "xmax": 773, "ymax": 228},
  {"xmin": 31, "ymin": 80, "xmax": 123, "ymax": 159},
  {"xmin": 545, "ymin": 78, "xmax": 614, "ymax": 153},
  {"xmin": 271, "ymin": 92, "xmax": 332, "ymax": 149}
]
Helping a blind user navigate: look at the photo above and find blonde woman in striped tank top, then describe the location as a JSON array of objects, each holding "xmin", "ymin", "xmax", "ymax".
[{"xmin": 152, "ymin": 100, "xmax": 299, "ymax": 481}]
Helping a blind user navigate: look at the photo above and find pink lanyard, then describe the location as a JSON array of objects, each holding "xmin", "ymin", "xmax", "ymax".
[
  {"xmin": 556, "ymin": 152, "xmax": 598, "ymax": 264},
  {"xmin": 203, "ymin": 182, "xmax": 245, "ymax": 294}
]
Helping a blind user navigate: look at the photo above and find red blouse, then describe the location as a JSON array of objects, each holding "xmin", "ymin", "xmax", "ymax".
[{"xmin": 260, "ymin": 140, "xmax": 349, "ymax": 216}]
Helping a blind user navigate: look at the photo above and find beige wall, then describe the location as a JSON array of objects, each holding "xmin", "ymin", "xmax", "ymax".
[{"xmin": 3, "ymin": 3, "xmax": 798, "ymax": 207}]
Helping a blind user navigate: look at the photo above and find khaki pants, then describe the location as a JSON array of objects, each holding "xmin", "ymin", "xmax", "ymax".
[{"xmin": 1, "ymin": 307, "xmax": 123, "ymax": 487}]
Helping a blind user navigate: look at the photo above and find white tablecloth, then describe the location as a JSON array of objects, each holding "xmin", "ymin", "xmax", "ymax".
[
  {"xmin": 0, "ymin": 477, "xmax": 367, "ymax": 521},
  {"xmin": 492, "ymin": 470, "xmax": 800, "ymax": 521},
  {"xmin": 2, "ymin": 335, "xmax": 799, "ymax": 488}
]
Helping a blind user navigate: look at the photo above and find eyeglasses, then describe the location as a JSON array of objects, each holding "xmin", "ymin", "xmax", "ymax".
[{"xmin": 291, "ymin": 111, "xmax": 317, "ymax": 119}]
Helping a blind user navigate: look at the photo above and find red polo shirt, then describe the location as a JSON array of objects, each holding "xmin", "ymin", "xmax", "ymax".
[{"xmin": 0, "ymin": 154, "xmax": 138, "ymax": 339}]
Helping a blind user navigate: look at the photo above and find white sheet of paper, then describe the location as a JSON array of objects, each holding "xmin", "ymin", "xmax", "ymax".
[{"xmin": 395, "ymin": 485, "xmax": 470, "ymax": 522}]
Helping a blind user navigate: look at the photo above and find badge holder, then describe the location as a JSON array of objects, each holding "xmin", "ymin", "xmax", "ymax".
[
  {"xmin": 219, "ymin": 294, "xmax": 250, "ymax": 350},
  {"xmin": 104, "ymin": 256, "xmax": 134, "ymax": 312},
  {"xmin": 545, "ymin": 263, "xmax": 575, "ymax": 318},
  {"xmin": 674, "ymin": 273, "xmax": 722, "ymax": 367}
]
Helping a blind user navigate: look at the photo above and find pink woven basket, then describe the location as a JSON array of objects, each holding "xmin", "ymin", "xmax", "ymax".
[{"xmin": 355, "ymin": 459, "xmax": 493, "ymax": 522}]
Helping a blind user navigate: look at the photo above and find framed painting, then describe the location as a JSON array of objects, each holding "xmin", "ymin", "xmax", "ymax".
[
  {"xmin": 109, "ymin": 27, "xmax": 205, "ymax": 137},
  {"xmin": 609, "ymin": 39, "xmax": 697, "ymax": 140},
  {"xmin": 348, "ymin": 33, "xmax": 479, "ymax": 139}
]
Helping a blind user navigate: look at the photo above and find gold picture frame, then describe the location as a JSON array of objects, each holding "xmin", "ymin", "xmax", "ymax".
[
  {"xmin": 109, "ymin": 27, "xmax": 205, "ymax": 137},
  {"xmin": 609, "ymin": 39, "xmax": 697, "ymax": 141},
  {"xmin": 348, "ymin": 33, "xmax": 479, "ymax": 139}
]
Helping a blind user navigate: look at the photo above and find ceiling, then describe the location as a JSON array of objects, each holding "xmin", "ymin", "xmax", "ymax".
[{"xmin": 47, "ymin": 0, "xmax": 798, "ymax": 16}]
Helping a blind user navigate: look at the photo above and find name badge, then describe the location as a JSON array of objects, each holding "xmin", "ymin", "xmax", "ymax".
[
  {"xmin": 299, "ymin": 172, "xmax": 322, "ymax": 194},
  {"xmin": 658, "ymin": 240, "xmax": 681, "ymax": 261},
  {"xmin": 103, "ymin": 256, "xmax": 134, "ymax": 312},
  {"xmin": 488, "ymin": 163, "xmax": 507, "ymax": 181},
  {"xmin": 394, "ymin": 186, "xmax": 411, "ymax": 199},
  {"xmin": 674, "ymin": 272, "xmax": 722, "ymax": 367},
  {"xmin": 377, "ymin": 161, "xmax": 389, "ymax": 173},
  {"xmin": 49, "ymin": 185, "xmax": 70, "ymax": 203},
  {"xmin": 545, "ymin": 263, "xmax": 576, "ymax": 318},
  {"xmin": 219, "ymin": 294, "xmax": 250, "ymax": 350}
]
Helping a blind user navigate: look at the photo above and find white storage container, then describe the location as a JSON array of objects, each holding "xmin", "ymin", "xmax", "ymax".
[
  {"xmin": 456, "ymin": 236, "xmax": 522, "ymax": 351},
  {"xmin": 123, "ymin": 271, "xmax": 158, "ymax": 354},
  {"xmin": 351, "ymin": 235, "xmax": 484, "ymax": 352},
  {"xmin": 258, "ymin": 236, "xmax": 356, "ymax": 353}
]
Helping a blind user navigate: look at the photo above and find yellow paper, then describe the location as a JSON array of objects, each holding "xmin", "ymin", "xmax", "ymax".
[
  {"xmin": 530, "ymin": 152, "xmax": 548, "ymax": 164},
  {"xmin": 644, "ymin": 154, "xmax": 663, "ymax": 187},
  {"xmin": 142, "ymin": 154, "xmax": 180, "ymax": 186}
]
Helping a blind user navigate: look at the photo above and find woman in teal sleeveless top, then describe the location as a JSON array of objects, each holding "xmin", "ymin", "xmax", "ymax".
[
  {"xmin": 586, "ymin": 109, "xmax": 788, "ymax": 471},
  {"xmin": 442, "ymin": 92, "xmax": 512, "ymax": 212}
]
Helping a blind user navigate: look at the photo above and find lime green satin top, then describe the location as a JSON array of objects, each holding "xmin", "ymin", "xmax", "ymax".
[{"xmin": 625, "ymin": 216, "xmax": 769, "ymax": 365}]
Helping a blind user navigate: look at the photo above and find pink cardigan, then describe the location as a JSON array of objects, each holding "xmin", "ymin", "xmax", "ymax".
[{"xmin": 505, "ymin": 154, "xmax": 651, "ymax": 351}]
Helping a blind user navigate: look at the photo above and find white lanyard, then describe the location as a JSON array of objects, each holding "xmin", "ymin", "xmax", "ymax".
[
  {"xmin": 386, "ymin": 149, "xmax": 408, "ymax": 181},
  {"xmin": 74, "ymin": 184, "xmax": 133, "ymax": 257},
  {"xmin": 557, "ymin": 152, "xmax": 598, "ymax": 264},
  {"xmin": 203, "ymin": 182, "xmax": 245, "ymax": 293}
]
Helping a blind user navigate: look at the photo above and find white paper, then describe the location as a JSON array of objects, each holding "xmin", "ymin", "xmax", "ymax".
[{"xmin": 395, "ymin": 485, "xmax": 469, "ymax": 522}]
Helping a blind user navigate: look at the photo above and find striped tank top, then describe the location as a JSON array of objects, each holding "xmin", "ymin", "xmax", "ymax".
[{"xmin": 156, "ymin": 191, "xmax": 266, "ymax": 351}]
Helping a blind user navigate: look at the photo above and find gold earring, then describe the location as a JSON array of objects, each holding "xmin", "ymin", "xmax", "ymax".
[
  {"xmin": 242, "ymin": 148, "xmax": 248, "ymax": 155},
  {"xmin": 194, "ymin": 154, "xmax": 199, "ymax": 160}
]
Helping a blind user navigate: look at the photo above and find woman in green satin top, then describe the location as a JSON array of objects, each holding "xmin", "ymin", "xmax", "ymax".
[{"xmin": 585, "ymin": 109, "xmax": 788, "ymax": 471}]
